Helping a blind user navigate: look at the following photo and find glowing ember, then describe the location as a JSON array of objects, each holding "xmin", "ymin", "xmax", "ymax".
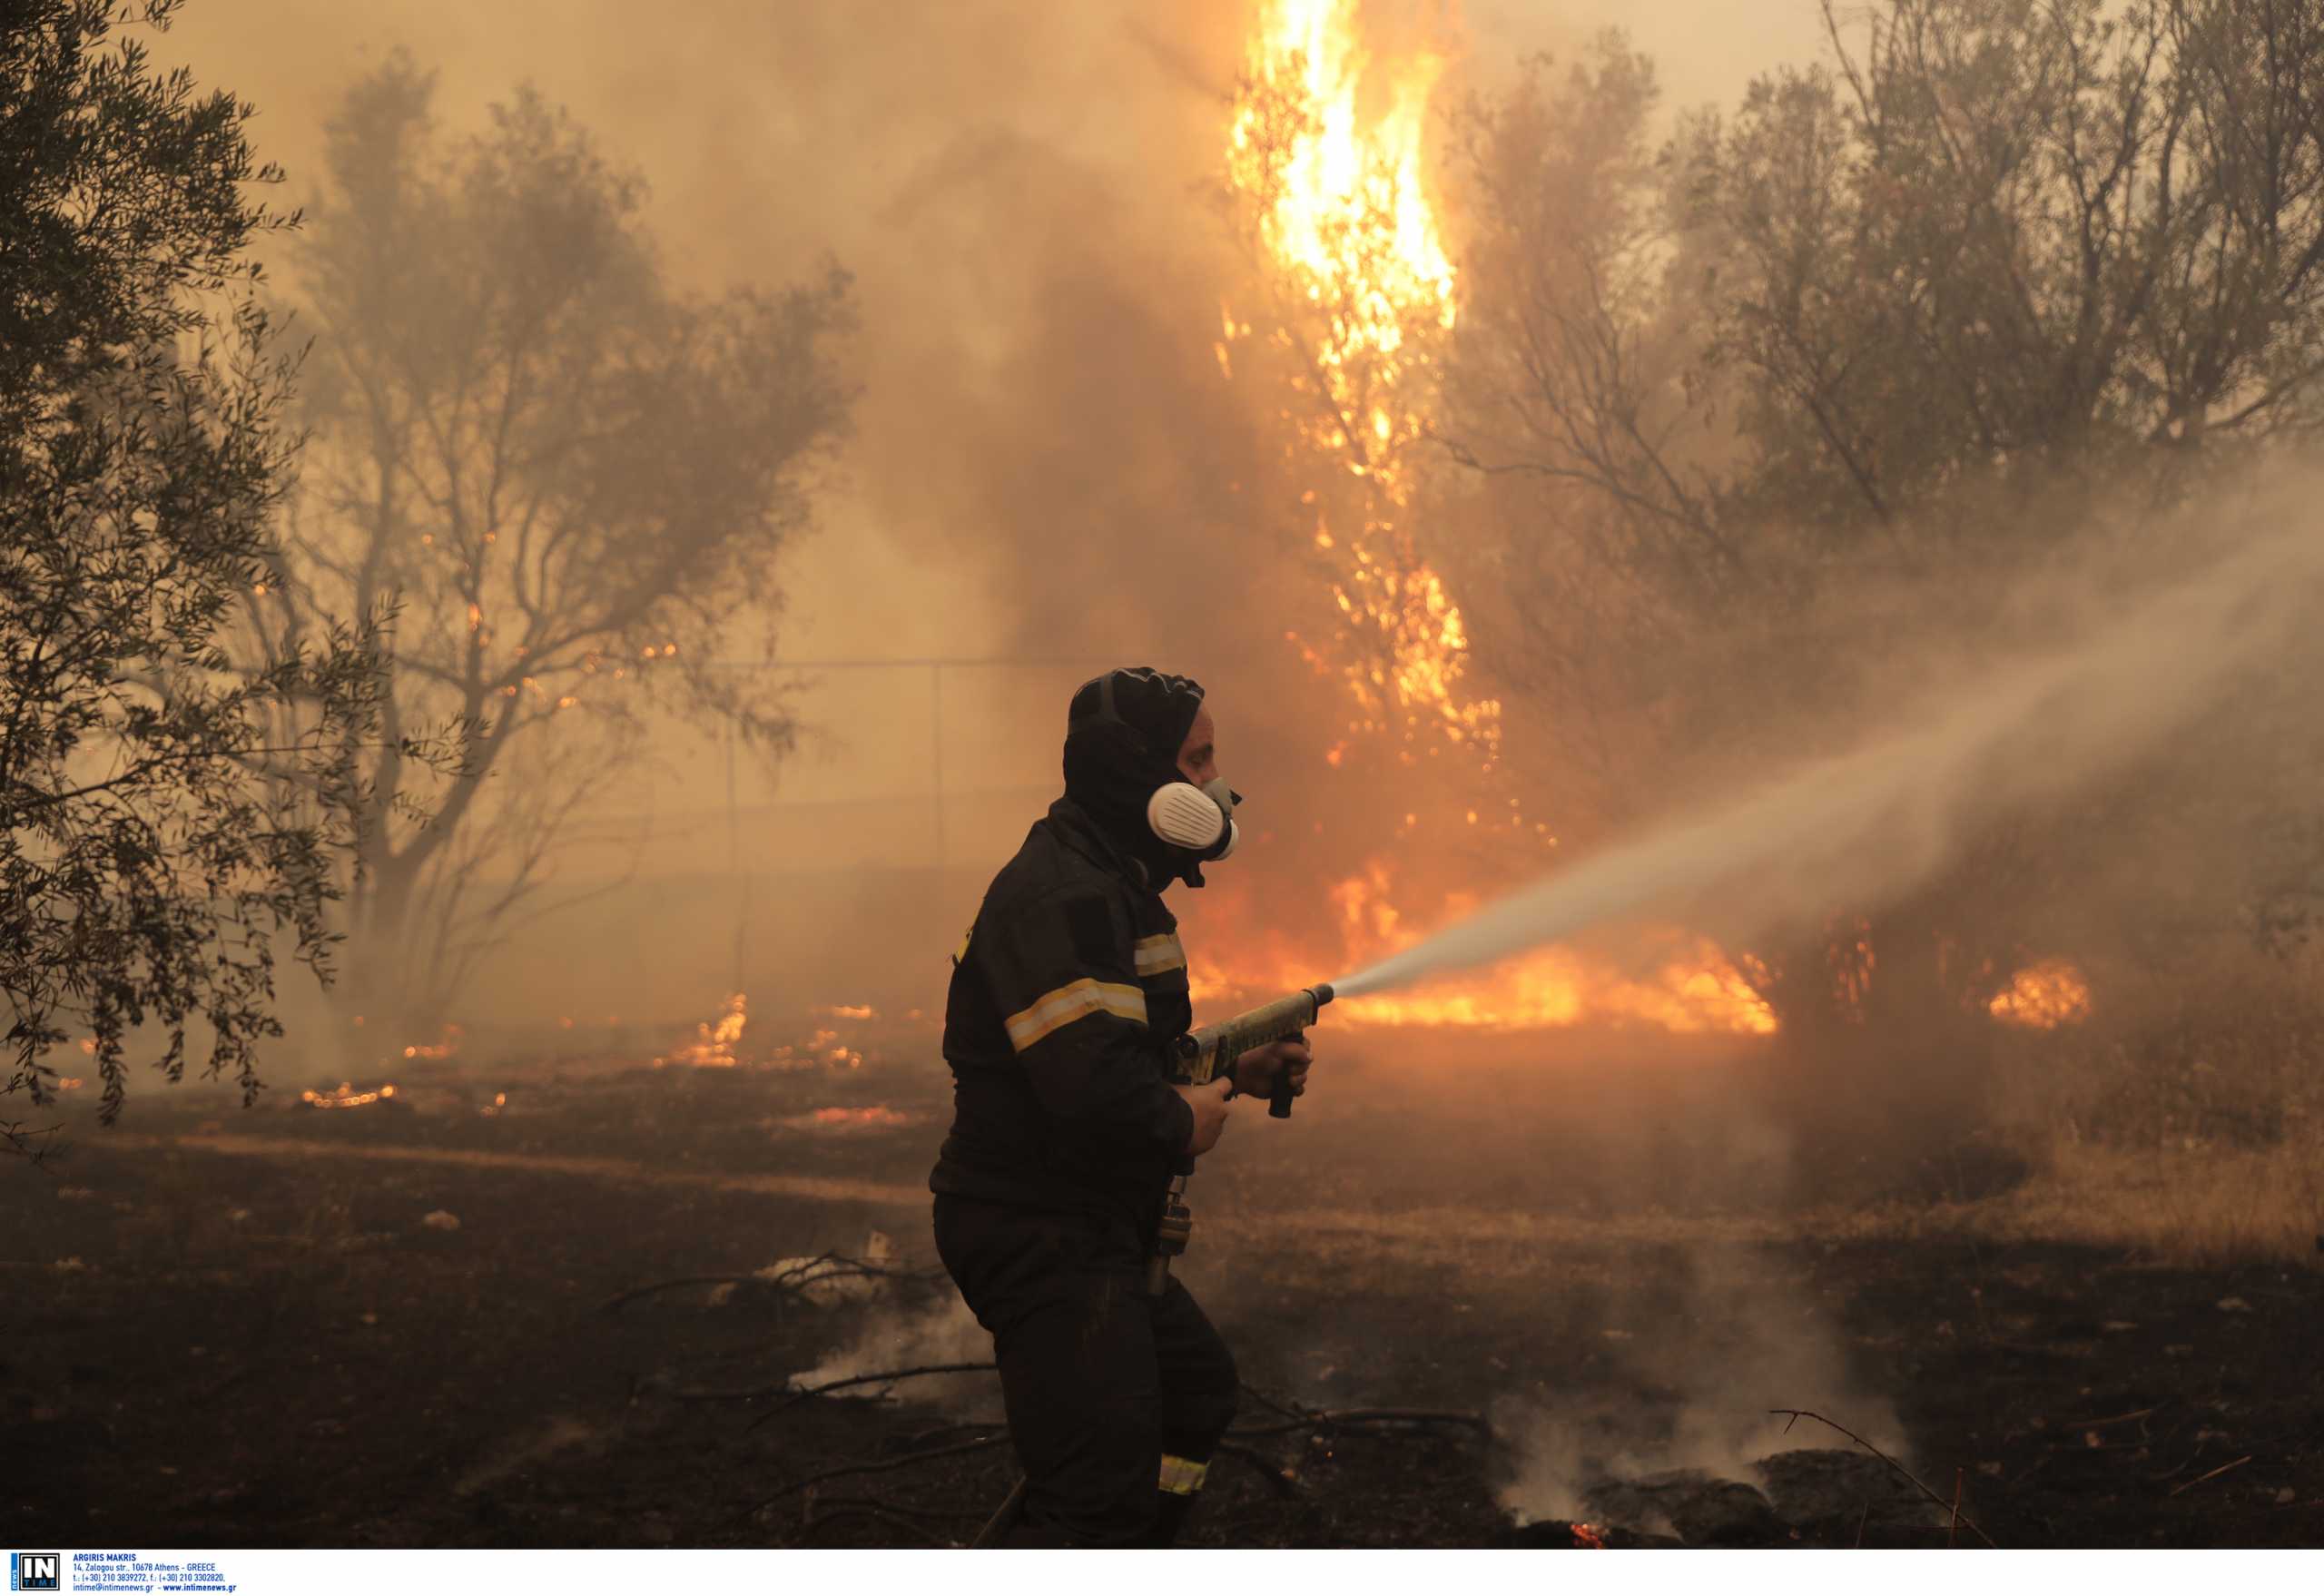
[
  {"xmin": 650, "ymin": 997, "xmax": 874, "ymax": 1072},
  {"xmin": 770, "ymin": 1105, "xmax": 914, "ymax": 1134},
  {"xmin": 1570, "ymin": 1522, "xmax": 1607, "ymax": 1550},
  {"xmin": 1988, "ymin": 960, "xmax": 2093, "ymax": 1029},
  {"xmin": 756, "ymin": 1028, "xmax": 861, "ymax": 1070},
  {"xmin": 401, "ymin": 1023, "xmax": 463, "ymax": 1060},
  {"xmin": 301, "ymin": 1081, "xmax": 399, "ymax": 1109},
  {"xmin": 655, "ymin": 993, "xmax": 748, "ymax": 1068}
]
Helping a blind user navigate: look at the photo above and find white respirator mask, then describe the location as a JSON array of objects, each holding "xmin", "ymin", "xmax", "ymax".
[{"xmin": 1146, "ymin": 776, "xmax": 1241, "ymax": 862}]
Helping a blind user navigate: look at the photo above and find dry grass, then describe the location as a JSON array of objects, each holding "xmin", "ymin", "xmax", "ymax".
[
  {"xmin": 1976, "ymin": 1139, "xmax": 2324, "ymax": 1268},
  {"xmin": 1982, "ymin": 939, "xmax": 2324, "ymax": 1268}
]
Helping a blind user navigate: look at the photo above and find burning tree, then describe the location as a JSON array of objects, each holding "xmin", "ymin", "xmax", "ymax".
[
  {"xmin": 0, "ymin": 2, "xmax": 426, "ymax": 1139},
  {"xmin": 1223, "ymin": 0, "xmax": 1506, "ymax": 788},
  {"xmin": 244, "ymin": 57, "xmax": 856, "ymax": 1037},
  {"xmin": 1438, "ymin": 2, "xmax": 2324, "ymax": 1044},
  {"xmin": 1203, "ymin": 0, "xmax": 1778, "ymax": 1032}
]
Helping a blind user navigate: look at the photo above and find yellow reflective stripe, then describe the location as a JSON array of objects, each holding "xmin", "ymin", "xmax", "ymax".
[
  {"xmin": 1133, "ymin": 933, "xmax": 1186, "ymax": 976},
  {"xmin": 1003, "ymin": 978, "xmax": 1147, "ymax": 1051},
  {"xmin": 1157, "ymin": 1454, "xmax": 1209, "ymax": 1495}
]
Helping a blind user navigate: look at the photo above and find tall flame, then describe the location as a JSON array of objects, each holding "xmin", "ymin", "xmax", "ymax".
[
  {"xmin": 1211, "ymin": 0, "xmax": 1748, "ymax": 1031},
  {"xmin": 1228, "ymin": 0, "xmax": 1456, "ymax": 398},
  {"xmin": 1210, "ymin": 6, "xmax": 2100, "ymax": 1045},
  {"xmin": 1226, "ymin": 0, "xmax": 1500, "ymax": 761}
]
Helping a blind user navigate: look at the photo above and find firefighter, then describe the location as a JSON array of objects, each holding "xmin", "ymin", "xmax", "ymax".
[{"xmin": 930, "ymin": 665, "xmax": 1312, "ymax": 1548}]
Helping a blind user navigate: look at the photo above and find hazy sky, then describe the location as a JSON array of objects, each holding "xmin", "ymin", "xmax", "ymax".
[{"xmin": 1469, "ymin": 0, "xmax": 1832, "ymax": 111}]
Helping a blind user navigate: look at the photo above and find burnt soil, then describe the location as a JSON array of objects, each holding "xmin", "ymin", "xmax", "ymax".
[{"xmin": 5, "ymin": 1021, "xmax": 2321, "ymax": 1550}]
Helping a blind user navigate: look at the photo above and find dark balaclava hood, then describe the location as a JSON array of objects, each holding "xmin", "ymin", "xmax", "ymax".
[{"xmin": 1063, "ymin": 666, "xmax": 1214, "ymax": 890}]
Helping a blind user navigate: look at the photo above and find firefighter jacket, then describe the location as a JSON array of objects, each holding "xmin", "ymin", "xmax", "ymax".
[{"xmin": 931, "ymin": 796, "xmax": 1196, "ymax": 1217}]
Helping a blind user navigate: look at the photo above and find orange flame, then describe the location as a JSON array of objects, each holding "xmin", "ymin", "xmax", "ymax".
[
  {"xmin": 655, "ymin": 992, "xmax": 748, "ymax": 1069},
  {"xmin": 1229, "ymin": 0, "xmax": 1456, "ymax": 378},
  {"xmin": 649, "ymin": 995, "xmax": 874, "ymax": 1072},
  {"xmin": 1336, "ymin": 944, "xmax": 1777, "ymax": 1035},
  {"xmin": 763, "ymin": 1026, "xmax": 866, "ymax": 1072},
  {"xmin": 1209, "ymin": 10, "xmax": 1778, "ymax": 1039},
  {"xmin": 771, "ymin": 1105, "xmax": 914, "ymax": 1133},
  {"xmin": 1192, "ymin": 860, "xmax": 1776, "ymax": 1035},
  {"xmin": 1226, "ymin": 0, "xmax": 1501, "ymax": 762},
  {"xmin": 1988, "ymin": 960, "xmax": 2093, "ymax": 1029}
]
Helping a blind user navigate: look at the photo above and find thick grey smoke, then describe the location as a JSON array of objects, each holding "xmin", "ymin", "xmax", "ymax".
[{"xmin": 1335, "ymin": 492, "xmax": 2324, "ymax": 999}]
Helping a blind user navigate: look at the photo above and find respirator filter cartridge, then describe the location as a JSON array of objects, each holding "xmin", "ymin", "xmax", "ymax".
[{"xmin": 1147, "ymin": 782, "xmax": 1228, "ymax": 851}]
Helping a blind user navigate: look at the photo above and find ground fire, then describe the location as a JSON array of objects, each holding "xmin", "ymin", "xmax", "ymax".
[
  {"xmin": 654, "ymin": 992, "xmax": 749, "ymax": 1069},
  {"xmin": 299, "ymin": 1081, "xmax": 399, "ymax": 1110}
]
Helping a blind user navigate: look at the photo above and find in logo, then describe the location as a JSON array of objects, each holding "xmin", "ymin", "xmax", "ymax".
[{"xmin": 9, "ymin": 1554, "xmax": 58, "ymax": 1592}]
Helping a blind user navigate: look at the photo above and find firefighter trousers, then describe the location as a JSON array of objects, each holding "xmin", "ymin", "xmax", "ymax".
[{"xmin": 931, "ymin": 1191, "xmax": 1239, "ymax": 1547}]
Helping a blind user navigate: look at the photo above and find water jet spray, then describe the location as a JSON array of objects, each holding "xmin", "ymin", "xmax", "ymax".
[{"xmin": 1328, "ymin": 517, "xmax": 2324, "ymax": 1010}]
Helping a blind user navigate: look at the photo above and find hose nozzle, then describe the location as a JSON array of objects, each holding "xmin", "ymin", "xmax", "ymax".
[{"xmin": 1177, "ymin": 983, "xmax": 1333, "ymax": 1119}]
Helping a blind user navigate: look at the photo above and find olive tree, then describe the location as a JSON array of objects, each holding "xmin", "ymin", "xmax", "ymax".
[
  {"xmin": 1, "ymin": 2, "xmax": 421, "ymax": 1145},
  {"xmin": 1441, "ymin": 3, "xmax": 2324, "ymax": 1042},
  {"xmin": 247, "ymin": 57, "xmax": 856, "ymax": 1032}
]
